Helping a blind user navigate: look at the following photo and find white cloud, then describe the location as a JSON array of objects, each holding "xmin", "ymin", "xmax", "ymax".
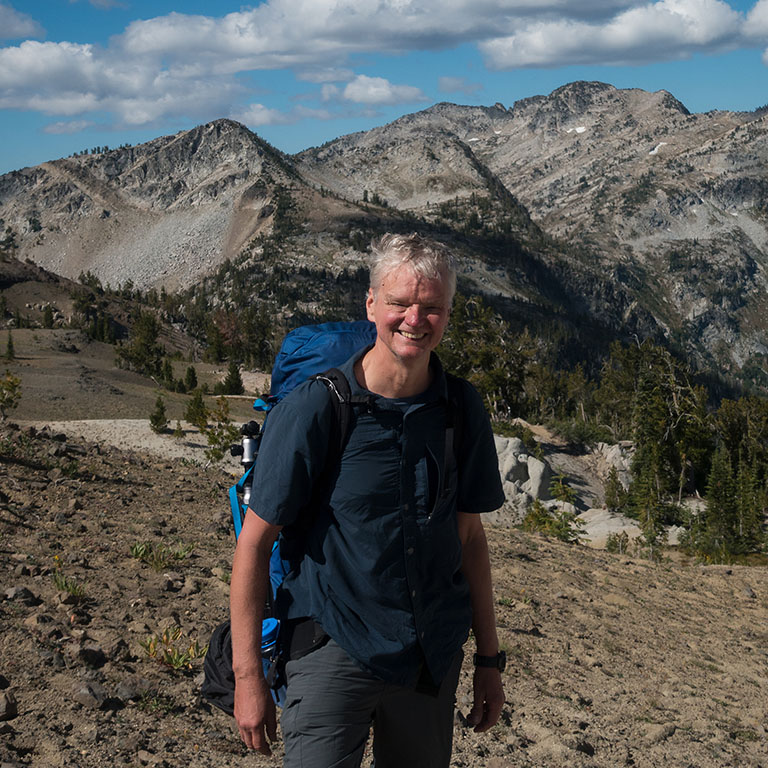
[
  {"xmin": 438, "ymin": 76, "xmax": 483, "ymax": 95},
  {"xmin": 115, "ymin": 2, "xmax": 645, "ymax": 72},
  {"xmin": 235, "ymin": 102, "xmax": 336, "ymax": 128},
  {"xmin": 0, "ymin": 40, "xmax": 239, "ymax": 124},
  {"xmin": 0, "ymin": 1, "xmax": 766, "ymax": 134},
  {"xmin": 43, "ymin": 119, "xmax": 95, "ymax": 135},
  {"xmin": 321, "ymin": 84, "xmax": 342, "ymax": 101},
  {"xmin": 342, "ymin": 75, "xmax": 425, "ymax": 105},
  {"xmin": 745, "ymin": 0, "xmax": 768, "ymax": 38},
  {"xmin": 298, "ymin": 67, "xmax": 355, "ymax": 83},
  {"xmin": 480, "ymin": 0, "xmax": 744, "ymax": 68},
  {"xmin": 236, "ymin": 103, "xmax": 293, "ymax": 126},
  {"xmin": 0, "ymin": 4, "xmax": 44, "ymax": 40}
]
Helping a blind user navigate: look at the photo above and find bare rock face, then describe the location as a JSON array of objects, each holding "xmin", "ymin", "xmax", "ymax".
[
  {"xmin": 490, "ymin": 435, "xmax": 556, "ymax": 524},
  {"xmin": 2, "ymin": 81, "xmax": 768, "ymax": 373},
  {"xmin": 0, "ymin": 120, "xmax": 297, "ymax": 291},
  {"xmin": 299, "ymin": 81, "xmax": 768, "ymax": 371}
]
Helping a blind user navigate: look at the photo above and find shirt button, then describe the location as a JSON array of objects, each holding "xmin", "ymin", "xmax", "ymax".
[
  {"xmin": 407, "ymin": 547, "xmax": 414, "ymax": 555},
  {"xmin": 411, "ymin": 590, "xmax": 417, "ymax": 598},
  {"xmin": 420, "ymin": 631, "xmax": 425, "ymax": 639}
]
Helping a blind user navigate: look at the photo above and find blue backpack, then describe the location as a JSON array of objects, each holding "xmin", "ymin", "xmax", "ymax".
[{"xmin": 228, "ymin": 319, "xmax": 379, "ymax": 541}]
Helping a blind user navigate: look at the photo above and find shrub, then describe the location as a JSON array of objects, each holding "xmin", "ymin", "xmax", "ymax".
[
  {"xmin": 522, "ymin": 499, "xmax": 585, "ymax": 544},
  {"xmin": 185, "ymin": 390, "xmax": 208, "ymax": 429},
  {"xmin": 149, "ymin": 396, "xmax": 168, "ymax": 434},
  {"xmin": 0, "ymin": 370, "xmax": 21, "ymax": 420},
  {"xmin": 140, "ymin": 625, "xmax": 207, "ymax": 671},
  {"xmin": 130, "ymin": 541, "xmax": 195, "ymax": 571}
]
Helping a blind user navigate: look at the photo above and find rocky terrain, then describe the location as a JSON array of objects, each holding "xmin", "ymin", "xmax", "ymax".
[
  {"xmin": 299, "ymin": 82, "xmax": 768, "ymax": 372},
  {"xmin": 2, "ymin": 420, "xmax": 768, "ymax": 768},
  {"xmin": 1, "ymin": 303, "xmax": 767, "ymax": 767},
  {"xmin": 2, "ymin": 81, "xmax": 768, "ymax": 378}
]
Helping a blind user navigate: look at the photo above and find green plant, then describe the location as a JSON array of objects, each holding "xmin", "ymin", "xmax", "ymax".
[
  {"xmin": 4, "ymin": 331, "xmax": 14, "ymax": 361},
  {"xmin": 184, "ymin": 365, "xmax": 198, "ymax": 391},
  {"xmin": 51, "ymin": 556, "xmax": 86, "ymax": 601},
  {"xmin": 202, "ymin": 396, "xmax": 239, "ymax": 463},
  {"xmin": 214, "ymin": 359, "xmax": 244, "ymax": 395},
  {"xmin": 0, "ymin": 370, "xmax": 21, "ymax": 420},
  {"xmin": 140, "ymin": 625, "xmax": 207, "ymax": 671},
  {"xmin": 549, "ymin": 472, "xmax": 576, "ymax": 505},
  {"xmin": 185, "ymin": 389, "xmax": 208, "ymax": 429},
  {"xmin": 522, "ymin": 499, "xmax": 585, "ymax": 544},
  {"xmin": 137, "ymin": 690, "xmax": 176, "ymax": 715},
  {"xmin": 130, "ymin": 541, "xmax": 195, "ymax": 571},
  {"xmin": 149, "ymin": 395, "xmax": 168, "ymax": 434},
  {"xmin": 606, "ymin": 530, "xmax": 630, "ymax": 554}
]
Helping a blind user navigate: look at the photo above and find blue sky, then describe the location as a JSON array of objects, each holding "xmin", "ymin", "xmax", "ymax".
[{"xmin": 1, "ymin": 0, "xmax": 768, "ymax": 175}]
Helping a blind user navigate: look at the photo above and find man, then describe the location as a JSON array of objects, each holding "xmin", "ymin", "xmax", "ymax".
[{"xmin": 230, "ymin": 233, "xmax": 505, "ymax": 767}]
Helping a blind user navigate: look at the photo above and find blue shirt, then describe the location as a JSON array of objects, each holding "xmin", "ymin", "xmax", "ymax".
[{"xmin": 250, "ymin": 350, "xmax": 504, "ymax": 687}]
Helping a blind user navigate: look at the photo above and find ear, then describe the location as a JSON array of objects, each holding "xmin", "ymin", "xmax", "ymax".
[{"xmin": 365, "ymin": 288, "xmax": 375, "ymax": 322}]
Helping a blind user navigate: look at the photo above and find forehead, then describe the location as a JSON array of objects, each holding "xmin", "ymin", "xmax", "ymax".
[{"xmin": 378, "ymin": 265, "xmax": 447, "ymax": 299}]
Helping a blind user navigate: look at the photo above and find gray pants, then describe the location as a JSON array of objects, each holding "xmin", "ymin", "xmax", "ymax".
[{"xmin": 281, "ymin": 639, "xmax": 463, "ymax": 768}]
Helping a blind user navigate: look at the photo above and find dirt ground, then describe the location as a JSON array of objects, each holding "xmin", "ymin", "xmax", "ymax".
[
  {"xmin": 2, "ymin": 421, "xmax": 768, "ymax": 768},
  {"xmin": 3, "ymin": 325, "xmax": 768, "ymax": 767}
]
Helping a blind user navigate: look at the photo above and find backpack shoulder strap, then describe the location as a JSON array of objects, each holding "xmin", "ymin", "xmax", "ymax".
[
  {"xmin": 312, "ymin": 367, "xmax": 374, "ymax": 458},
  {"xmin": 443, "ymin": 373, "xmax": 465, "ymax": 495}
]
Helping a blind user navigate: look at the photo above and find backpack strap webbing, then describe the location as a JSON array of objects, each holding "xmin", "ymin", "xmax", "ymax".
[
  {"xmin": 312, "ymin": 367, "xmax": 375, "ymax": 459},
  {"xmin": 443, "ymin": 373, "xmax": 464, "ymax": 498}
]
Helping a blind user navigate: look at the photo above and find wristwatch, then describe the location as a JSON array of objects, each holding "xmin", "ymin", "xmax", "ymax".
[{"xmin": 473, "ymin": 651, "xmax": 506, "ymax": 672}]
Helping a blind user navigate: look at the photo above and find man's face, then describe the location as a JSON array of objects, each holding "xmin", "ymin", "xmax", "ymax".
[{"xmin": 366, "ymin": 265, "xmax": 451, "ymax": 365}]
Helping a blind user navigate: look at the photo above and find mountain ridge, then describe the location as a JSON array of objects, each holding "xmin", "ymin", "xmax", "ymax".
[{"xmin": 1, "ymin": 80, "xmax": 767, "ymax": 379}]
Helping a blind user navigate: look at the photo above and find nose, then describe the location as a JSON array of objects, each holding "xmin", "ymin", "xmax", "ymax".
[{"xmin": 404, "ymin": 304, "xmax": 425, "ymax": 327}]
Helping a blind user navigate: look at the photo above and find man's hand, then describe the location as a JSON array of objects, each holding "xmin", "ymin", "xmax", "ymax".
[
  {"xmin": 466, "ymin": 667, "xmax": 504, "ymax": 733},
  {"xmin": 234, "ymin": 673, "xmax": 277, "ymax": 754}
]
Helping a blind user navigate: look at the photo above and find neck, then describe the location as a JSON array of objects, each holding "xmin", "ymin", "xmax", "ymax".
[{"xmin": 355, "ymin": 343, "xmax": 432, "ymax": 398}]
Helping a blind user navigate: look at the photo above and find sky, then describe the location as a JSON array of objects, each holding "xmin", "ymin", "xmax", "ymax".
[{"xmin": 1, "ymin": 0, "xmax": 768, "ymax": 176}]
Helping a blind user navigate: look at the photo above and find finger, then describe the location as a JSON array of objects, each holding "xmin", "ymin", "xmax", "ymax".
[
  {"xmin": 472, "ymin": 703, "xmax": 490, "ymax": 733},
  {"xmin": 467, "ymin": 697, "xmax": 484, "ymax": 727},
  {"xmin": 240, "ymin": 726, "xmax": 272, "ymax": 755}
]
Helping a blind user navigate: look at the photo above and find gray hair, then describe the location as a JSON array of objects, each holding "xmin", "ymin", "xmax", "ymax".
[{"xmin": 369, "ymin": 233, "xmax": 457, "ymax": 302}]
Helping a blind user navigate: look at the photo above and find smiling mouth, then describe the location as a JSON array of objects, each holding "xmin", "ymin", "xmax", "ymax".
[{"xmin": 398, "ymin": 330, "xmax": 426, "ymax": 340}]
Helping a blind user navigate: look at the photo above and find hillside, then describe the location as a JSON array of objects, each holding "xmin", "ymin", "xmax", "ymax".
[
  {"xmin": 2, "ymin": 422, "xmax": 767, "ymax": 767},
  {"xmin": 2, "ymin": 81, "xmax": 768, "ymax": 383}
]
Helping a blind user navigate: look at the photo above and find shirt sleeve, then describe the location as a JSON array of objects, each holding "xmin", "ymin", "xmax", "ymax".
[
  {"xmin": 248, "ymin": 380, "xmax": 335, "ymax": 526},
  {"xmin": 455, "ymin": 379, "xmax": 505, "ymax": 514}
]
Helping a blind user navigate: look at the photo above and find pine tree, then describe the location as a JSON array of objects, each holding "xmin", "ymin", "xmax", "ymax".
[
  {"xmin": 4, "ymin": 331, "xmax": 14, "ymax": 361},
  {"xmin": 185, "ymin": 389, "xmax": 209, "ymax": 429},
  {"xmin": 734, "ymin": 455, "xmax": 762, "ymax": 552},
  {"xmin": 42, "ymin": 305, "xmax": 54, "ymax": 329},
  {"xmin": 202, "ymin": 396, "xmax": 240, "ymax": 464},
  {"xmin": 149, "ymin": 396, "xmax": 168, "ymax": 434},
  {"xmin": 701, "ymin": 444, "xmax": 736, "ymax": 559},
  {"xmin": 604, "ymin": 467, "xmax": 627, "ymax": 513},
  {"xmin": 184, "ymin": 365, "xmax": 198, "ymax": 392},
  {"xmin": 550, "ymin": 472, "xmax": 576, "ymax": 505},
  {"xmin": 161, "ymin": 358, "xmax": 174, "ymax": 388},
  {"xmin": 116, "ymin": 311, "xmax": 164, "ymax": 377},
  {"xmin": 220, "ymin": 360, "xmax": 244, "ymax": 396}
]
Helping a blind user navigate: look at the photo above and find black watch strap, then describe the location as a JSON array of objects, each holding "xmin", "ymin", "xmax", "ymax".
[{"xmin": 473, "ymin": 651, "xmax": 506, "ymax": 672}]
